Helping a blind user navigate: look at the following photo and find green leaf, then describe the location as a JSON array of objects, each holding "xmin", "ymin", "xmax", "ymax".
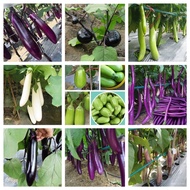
[
  {"xmin": 37, "ymin": 65, "xmax": 57, "ymax": 80},
  {"xmin": 65, "ymin": 129, "xmax": 80, "ymax": 160},
  {"xmin": 65, "ymin": 65, "xmax": 73, "ymax": 75},
  {"xmin": 159, "ymin": 65, "xmax": 164, "ymax": 73},
  {"xmin": 4, "ymin": 129, "xmax": 27, "ymax": 158},
  {"xmin": 68, "ymin": 37, "xmax": 81, "ymax": 46},
  {"xmin": 156, "ymin": 129, "xmax": 171, "ymax": 152},
  {"xmin": 128, "ymin": 142, "xmax": 135, "ymax": 176},
  {"xmin": 36, "ymin": 151, "xmax": 62, "ymax": 186},
  {"xmin": 45, "ymin": 75, "xmax": 62, "ymax": 107},
  {"xmin": 85, "ymin": 4, "xmax": 108, "ymax": 13},
  {"xmin": 69, "ymin": 92, "xmax": 81, "ymax": 101},
  {"xmin": 70, "ymin": 128, "xmax": 86, "ymax": 147},
  {"xmin": 128, "ymin": 163, "xmax": 142, "ymax": 185},
  {"xmin": 92, "ymin": 46, "xmax": 118, "ymax": 61},
  {"xmin": 80, "ymin": 54, "xmax": 95, "ymax": 61},
  {"xmin": 132, "ymin": 135, "xmax": 151, "ymax": 153},
  {"xmin": 18, "ymin": 173, "xmax": 28, "ymax": 186},
  {"xmin": 4, "ymin": 158, "xmax": 22, "ymax": 179}
]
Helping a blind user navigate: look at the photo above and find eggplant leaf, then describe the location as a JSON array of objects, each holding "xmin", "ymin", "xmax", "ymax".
[
  {"xmin": 4, "ymin": 129, "xmax": 27, "ymax": 158},
  {"xmin": 36, "ymin": 150, "xmax": 62, "ymax": 186},
  {"xmin": 4, "ymin": 158, "xmax": 22, "ymax": 179},
  {"xmin": 45, "ymin": 75, "xmax": 62, "ymax": 107},
  {"xmin": 92, "ymin": 46, "xmax": 117, "ymax": 61}
]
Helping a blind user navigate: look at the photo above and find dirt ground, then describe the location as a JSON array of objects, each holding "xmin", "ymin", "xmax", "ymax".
[
  {"xmin": 65, "ymin": 160, "xmax": 122, "ymax": 187},
  {"xmin": 65, "ymin": 5, "xmax": 125, "ymax": 61}
]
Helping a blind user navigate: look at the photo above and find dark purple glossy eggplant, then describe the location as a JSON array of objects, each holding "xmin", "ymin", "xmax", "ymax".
[
  {"xmin": 10, "ymin": 9, "xmax": 42, "ymax": 60},
  {"xmin": 100, "ymin": 129, "xmax": 108, "ymax": 149},
  {"xmin": 117, "ymin": 140, "xmax": 125, "ymax": 187},
  {"xmin": 56, "ymin": 131, "xmax": 62, "ymax": 145},
  {"xmin": 52, "ymin": 6, "xmax": 62, "ymax": 19},
  {"xmin": 4, "ymin": 44, "xmax": 11, "ymax": 60},
  {"xmin": 34, "ymin": 21, "xmax": 42, "ymax": 38},
  {"xmin": 91, "ymin": 140, "xmax": 104, "ymax": 175},
  {"xmin": 87, "ymin": 143, "xmax": 96, "ymax": 180},
  {"xmin": 77, "ymin": 140, "xmax": 84, "ymax": 159},
  {"xmin": 4, "ymin": 18, "xmax": 18, "ymax": 42},
  {"xmin": 106, "ymin": 129, "xmax": 122, "ymax": 154},
  {"xmin": 26, "ymin": 8, "xmax": 57, "ymax": 44},
  {"xmin": 110, "ymin": 153, "xmax": 116, "ymax": 166},
  {"xmin": 76, "ymin": 160, "xmax": 82, "ymax": 175},
  {"xmin": 26, "ymin": 130, "xmax": 38, "ymax": 186},
  {"xmin": 41, "ymin": 138, "xmax": 49, "ymax": 161}
]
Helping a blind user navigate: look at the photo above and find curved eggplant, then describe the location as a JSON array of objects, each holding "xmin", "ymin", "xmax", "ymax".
[
  {"xmin": 26, "ymin": 8, "xmax": 57, "ymax": 44},
  {"xmin": 10, "ymin": 9, "xmax": 42, "ymax": 60},
  {"xmin": 92, "ymin": 140, "xmax": 104, "ymax": 175},
  {"xmin": 87, "ymin": 143, "xmax": 96, "ymax": 180},
  {"xmin": 106, "ymin": 129, "xmax": 122, "ymax": 154},
  {"xmin": 26, "ymin": 130, "xmax": 38, "ymax": 186},
  {"xmin": 76, "ymin": 160, "xmax": 82, "ymax": 175}
]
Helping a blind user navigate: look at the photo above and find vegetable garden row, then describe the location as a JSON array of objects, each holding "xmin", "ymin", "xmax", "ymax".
[
  {"xmin": 128, "ymin": 65, "xmax": 187, "ymax": 125},
  {"xmin": 129, "ymin": 128, "xmax": 186, "ymax": 186},
  {"xmin": 129, "ymin": 4, "xmax": 187, "ymax": 62},
  {"xmin": 65, "ymin": 128, "xmax": 125, "ymax": 186}
]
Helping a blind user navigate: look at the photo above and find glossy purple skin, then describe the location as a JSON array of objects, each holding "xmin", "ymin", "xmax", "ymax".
[
  {"xmin": 106, "ymin": 129, "xmax": 122, "ymax": 154},
  {"xmin": 11, "ymin": 11, "xmax": 42, "ymax": 60},
  {"xmin": 26, "ymin": 8, "xmax": 57, "ymax": 44},
  {"xmin": 87, "ymin": 143, "xmax": 96, "ymax": 180}
]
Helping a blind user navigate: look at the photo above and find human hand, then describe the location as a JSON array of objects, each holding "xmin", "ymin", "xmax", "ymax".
[{"xmin": 36, "ymin": 128, "xmax": 53, "ymax": 141}]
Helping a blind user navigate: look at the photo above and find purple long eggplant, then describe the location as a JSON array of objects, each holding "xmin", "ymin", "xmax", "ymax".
[
  {"xmin": 87, "ymin": 143, "xmax": 96, "ymax": 180},
  {"xmin": 106, "ymin": 129, "xmax": 122, "ymax": 154},
  {"xmin": 76, "ymin": 160, "xmax": 82, "ymax": 175},
  {"xmin": 110, "ymin": 153, "xmax": 116, "ymax": 166},
  {"xmin": 134, "ymin": 89, "xmax": 142, "ymax": 120},
  {"xmin": 117, "ymin": 139, "xmax": 125, "ymax": 187},
  {"xmin": 34, "ymin": 21, "xmax": 43, "ymax": 38},
  {"xmin": 10, "ymin": 9, "xmax": 42, "ymax": 60},
  {"xmin": 4, "ymin": 18, "xmax": 19, "ymax": 42},
  {"xmin": 26, "ymin": 130, "xmax": 38, "ymax": 186},
  {"xmin": 129, "ymin": 65, "xmax": 135, "ymax": 124},
  {"xmin": 100, "ymin": 129, "xmax": 108, "ymax": 149},
  {"xmin": 52, "ymin": 6, "xmax": 62, "ymax": 19},
  {"xmin": 92, "ymin": 140, "xmax": 104, "ymax": 175},
  {"xmin": 4, "ymin": 44, "xmax": 11, "ymax": 60},
  {"xmin": 26, "ymin": 8, "xmax": 57, "ymax": 44}
]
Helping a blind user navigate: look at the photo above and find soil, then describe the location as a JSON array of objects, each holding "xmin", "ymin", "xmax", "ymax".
[
  {"xmin": 65, "ymin": 4, "xmax": 125, "ymax": 61},
  {"xmin": 65, "ymin": 160, "xmax": 122, "ymax": 187}
]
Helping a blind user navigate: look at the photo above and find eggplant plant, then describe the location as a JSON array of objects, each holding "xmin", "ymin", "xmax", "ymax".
[
  {"xmin": 66, "ymin": 4, "xmax": 125, "ymax": 61},
  {"xmin": 65, "ymin": 128, "xmax": 125, "ymax": 186}
]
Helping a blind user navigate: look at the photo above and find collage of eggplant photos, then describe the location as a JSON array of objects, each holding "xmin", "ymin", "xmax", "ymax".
[{"xmin": 3, "ymin": 1, "xmax": 187, "ymax": 188}]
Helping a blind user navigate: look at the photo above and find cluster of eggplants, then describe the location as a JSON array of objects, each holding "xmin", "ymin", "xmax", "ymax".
[
  {"xmin": 67, "ymin": 129, "xmax": 125, "ymax": 186},
  {"xmin": 25, "ymin": 129, "xmax": 38, "ymax": 186},
  {"xmin": 4, "ymin": 6, "xmax": 58, "ymax": 60}
]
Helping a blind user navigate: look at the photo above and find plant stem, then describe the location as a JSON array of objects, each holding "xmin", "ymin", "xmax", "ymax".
[
  {"xmin": 7, "ymin": 76, "xmax": 20, "ymax": 120},
  {"xmin": 100, "ymin": 4, "xmax": 119, "ymax": 46}
]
